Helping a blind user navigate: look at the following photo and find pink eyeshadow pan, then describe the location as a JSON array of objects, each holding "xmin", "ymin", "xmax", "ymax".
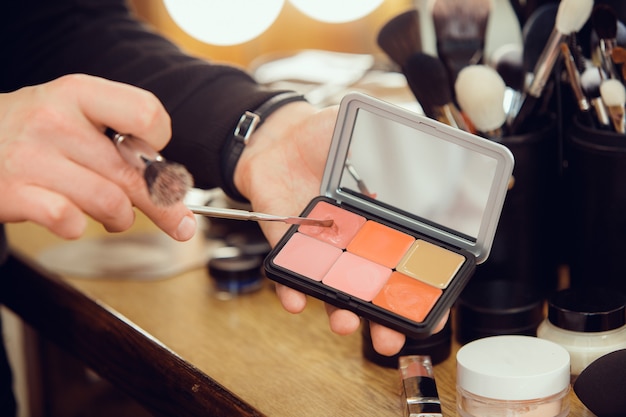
[
  {"xmin": 372, "ymin": 271, "xmax": 443, "ymax": 323},
  {"xmin": 346, "ymin": 220, "xmax": 415, "ymax": 268},
  {"xmin": 298, "ymin": 201, "xmax": 366, "ymax": 248},
  {"xmin": 322, "ymin": 252, "xmax": 392, "ymax": 301},
  {"xmin": 273, "ymin": 233, "xmax": 342, "ymax": 281}
]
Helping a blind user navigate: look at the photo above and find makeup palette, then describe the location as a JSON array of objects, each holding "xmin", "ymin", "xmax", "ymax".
[{"xmin": 264, "ymin": 93, "xmax": 514, "ymax": 338}]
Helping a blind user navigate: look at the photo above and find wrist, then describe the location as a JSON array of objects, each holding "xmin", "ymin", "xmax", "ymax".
[{"xmin": 220, "ymin": 92, "xmax": 308, "ymax": 202}]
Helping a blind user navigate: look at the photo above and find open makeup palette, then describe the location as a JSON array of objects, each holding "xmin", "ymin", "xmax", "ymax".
[{"xmin": 264, "ymin": 92, "xmax": 514, "ymax": 338}]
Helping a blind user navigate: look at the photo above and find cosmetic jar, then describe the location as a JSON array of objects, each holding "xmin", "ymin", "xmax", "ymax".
[
  {"xmin": 537, "ymin": 287, "xmax": 626, "ymax": 377},
  {"xmin": 208, "ymin": 246, "xmax": 264, "ymax": 299},
  {"xmin": 456, "ymin": 335, "xmax": 570, "ymax": 417}
]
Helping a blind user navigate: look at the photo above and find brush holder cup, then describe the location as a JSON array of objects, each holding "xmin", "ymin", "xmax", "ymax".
[
  {"xmin": 455, "ymin": 118, "xmax": 561, "ymax": 345},
  {"xmin": 564, "ymin": 117, "xmax": 626, "ymax": 298}
]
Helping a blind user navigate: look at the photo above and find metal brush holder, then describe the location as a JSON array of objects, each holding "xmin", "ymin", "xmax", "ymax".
[{"xmin": 455, "ymin": 117, "xmax": 561, "ymax": 345}]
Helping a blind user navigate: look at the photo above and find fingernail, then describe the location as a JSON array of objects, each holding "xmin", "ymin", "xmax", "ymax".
[{"xmin": 175, "ymin": 215, "xmax": 196, "ymax": 241}]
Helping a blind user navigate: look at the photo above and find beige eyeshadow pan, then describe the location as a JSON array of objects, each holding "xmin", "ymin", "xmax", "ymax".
[{"xmin": 396, "ymin": 239, "xmax": 465, "ymax": 289}]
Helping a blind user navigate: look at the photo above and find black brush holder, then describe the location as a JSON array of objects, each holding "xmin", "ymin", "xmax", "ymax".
[{"xmin": 455, "ymin": 118, "xmax": 561, "ymax": 344}]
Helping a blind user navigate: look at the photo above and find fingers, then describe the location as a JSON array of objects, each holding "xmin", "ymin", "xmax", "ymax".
[
  {"xmin": 324, "ymin": 304, "xmax": 362, "ymax": 335},
  {"xmin": 369, "ymin": 322, "xmax": 407, "ymax": 356},
  {"xmin": 275, "ymin": 283, "xmax": 308, "ymax": 313},
  {"xmin": 0, "ymin": 184, "xmax": 87, "ymax": 239},
  {"xmin": 57, "ymin": 74, "xmax": 172, "ymax": 150}
]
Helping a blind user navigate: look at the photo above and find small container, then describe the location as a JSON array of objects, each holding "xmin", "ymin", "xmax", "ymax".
[
  {"xmin": 456, "ymin": 335, "xmax": 570, "ymax": 417},
  {"xmin": 208, "ymin": 246, "xmax": 264, "ymax": 300},
  {"xmin": 537, "ymin": 287, "xmax": 626, "ymax": 377}
]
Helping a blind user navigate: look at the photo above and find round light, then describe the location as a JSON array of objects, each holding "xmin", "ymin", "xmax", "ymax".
[
  {"xmin": 289, "ymin": 0, "xmax": 384, "ymax": 23},
  {"xmin": 163, "ymin": 0, "xmax": 285, "ymax": 46}
]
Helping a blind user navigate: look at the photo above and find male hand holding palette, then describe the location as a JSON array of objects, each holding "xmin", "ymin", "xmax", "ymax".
[{"xmin": 233, "ymin": 100, "xmax": 415, "ymax": 356}]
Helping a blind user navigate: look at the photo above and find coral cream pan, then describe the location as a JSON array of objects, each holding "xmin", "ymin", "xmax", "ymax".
[{"xmin": 265, "ymin": 93, "xmax": 514, "ymax": 338}]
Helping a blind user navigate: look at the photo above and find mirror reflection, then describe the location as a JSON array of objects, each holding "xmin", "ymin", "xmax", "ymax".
[{"xmin": 340, "ymin": 108, "xmax": 498, "ymax": 240}]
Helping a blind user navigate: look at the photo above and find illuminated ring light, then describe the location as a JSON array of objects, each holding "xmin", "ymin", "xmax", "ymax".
[
  {"xmin": 288, "ymin": 0, "xmax": 384, "ymax": 23},
  {"xmin": 163, "ymin": 0, "xmax": 285, "ymax": 46}
]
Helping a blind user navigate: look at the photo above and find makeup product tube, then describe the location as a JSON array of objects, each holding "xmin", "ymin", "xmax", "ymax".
[
  {"xmin": 208, "ymin": 246, "xmax": 264, "ymax": 300},
  {"xmin": 537, "ymin": 287, "xmax": 626, "ymax": 378},
  {"xmin": 456, "ymin": 335, "xmax": 570, "ymax": 417},
  {"xmin": 398, "ymin": 355, "xmax": 442, "ymax": 417}
]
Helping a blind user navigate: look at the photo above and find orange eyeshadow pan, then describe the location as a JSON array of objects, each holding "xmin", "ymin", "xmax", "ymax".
[
  {"xmin": 346, "ymin": 220, "xmax": 415, "ymax": 268},
  {"xmin": 372, "ymin": 271, "xmax": 443, "ymax": 323}
]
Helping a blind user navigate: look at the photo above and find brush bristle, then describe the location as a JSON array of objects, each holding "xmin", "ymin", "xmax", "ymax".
[
  {"xmin": 405, "ymin": 52, "xmax": 453, "ymax": 108},
  {"xmin": 600, "ymin": 78, "xmax": 626, "ymax": 106},
  {"xmin": 580, "ymin": 67, "xmax": 603, "ymax": 97},
  {"xmin": 144, "ymin": 161, "xmax": 194, "ymax": 206},
  {"xmin": 592, "ymin": 4, "xmax": 618, "ymax": 41},
  {"xmin": 490, "ymin": 43, "xmax": 525, "ymax": 91},
  {"xmin": 376, "ymin": 9, "xmax": 421, "ymax": 68},
  {"xmin": 555, "ymin": 0, "xmax": 593, "ymax": 34},
  {"xmin": 455, "ymin": 64, "xmax": 506, "ymax": 132}
]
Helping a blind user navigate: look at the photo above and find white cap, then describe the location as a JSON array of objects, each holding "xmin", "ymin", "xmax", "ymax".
[{"xmin": 457, "ymin": 335, "xmax": 570, "ymax": 400}]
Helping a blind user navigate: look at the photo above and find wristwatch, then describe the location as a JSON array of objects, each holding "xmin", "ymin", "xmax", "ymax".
[{"xmin": 220, "ymin": 91, "xmax": 307, "ymax": 202}]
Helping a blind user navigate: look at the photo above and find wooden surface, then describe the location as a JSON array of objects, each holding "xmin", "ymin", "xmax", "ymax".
[{"xmin": 3, "ymin": 218, "xmax": 594, "ymax": 416}]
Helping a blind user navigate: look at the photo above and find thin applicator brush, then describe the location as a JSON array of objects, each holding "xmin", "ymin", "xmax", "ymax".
[
  {"xmin": 580, "ymin": 66, "xmax": 612, "ymax": 130},
  {"xmin": 560, "ymin": 43, "xmax": 595, "ymax": 128},
  {"xmin": 376, "ymin": 9, "xmax": 422, "ymax": 70},
  {"xmin": 600, "ymin": 78, "xmax": 626, "ymax": 134},
  {"xmin": 105, "ymin": 128, "xmax": 194, "ymax": 206},
  {"xmin": 187, "ymin": 205, "xmax": 334, "ymax": 227},
  {"xmin": 454, "ymin": 64, "xmax": 507, "ymax": 139},
  {"xmin": 404, "ymin": 52, "xmax": 468, "ymax": 131},
  {"xmin": 510, "ymin": 0, "xmax": 594, "ymax": 133}
]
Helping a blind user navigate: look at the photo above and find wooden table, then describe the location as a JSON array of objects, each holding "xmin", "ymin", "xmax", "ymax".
[{"xmin": 1, "ymin": 217, "xmax": 593, "ymax": 416}]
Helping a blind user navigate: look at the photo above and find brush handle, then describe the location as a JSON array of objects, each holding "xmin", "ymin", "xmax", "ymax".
[
  {"xmin": 527, "ymin": 29, "xmax": 565, "ymax": 98},
  {"xmin": 105, "ymin": 128, "xmax": 163, "ymax": 171}
]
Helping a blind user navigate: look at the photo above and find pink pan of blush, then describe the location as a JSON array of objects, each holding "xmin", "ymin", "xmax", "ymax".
[
  {"xmin": 347, "ymin": 220, "xmax": 415, "ymax": 268},
  {"xmin": 273, "ymin": 233, "xmax": 342, "ymax": 281},
  {"xmin": 298, "ymin": 201, "xmax": 366, "ymax": 249},
  {"xmin": 322, "ymin": 252, "xmax": 392, "ymax": 301},
  {"xmin": 372, "ymin": 271, "xmax": 442, "ymax": 323}
]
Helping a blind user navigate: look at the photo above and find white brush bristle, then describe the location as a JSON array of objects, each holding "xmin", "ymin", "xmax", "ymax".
[
  {"xmin": 556, "ymin": 0, "xmax": 594, "ymax": 33},
  {"xmin": 600, "ymin": 79, "xmax": 626, "ymax": 107},
  {"xmin": 455, "ymin": 64, "xmax": 506, "ymax": 132}
]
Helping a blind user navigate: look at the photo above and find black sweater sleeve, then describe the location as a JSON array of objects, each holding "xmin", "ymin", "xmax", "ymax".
[{"xmin": 0, "ymin": 0, "xmax": 284, "ymax": 190}]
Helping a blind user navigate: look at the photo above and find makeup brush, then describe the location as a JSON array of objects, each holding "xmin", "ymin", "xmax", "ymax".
[
  {"xmin": 600, "ymin": 78, "xmax": 626, "ymax": 133},
  {"xmin": 454, "ymin": 64, "xmax": 507, "ymax": 139},
  {"xmin": 376, "ymin": 9, "xmax": 422, "ymax": 70},
  {"xmin": 580, "ymin": 66, "xmax": 612, "ymax": 130},
  {"xmin": 489, "ymin": 43, "xmax": 525, "ymax": 120},
  {"xmin": 105, "ymin": 128, "xmax": 194, "ymax": 206},
  {"xmin": 429, "ymin": 0, "xmax": 493, "ymax": 84},
  {"xmin": 560, "ymin": 43, "xmax": 595, "ymax": 128},
  {"xmin": 187, "ymin": 205, "xmax": 334, "ymax": 227},
  {"xmin": 510, "ymin": 0, "xmax": 594, "ymax": 133},
  {"xmin": 573, "ymin": 349, "xmax": 626, "ymax": 417},
  {"xmin": 591, "ymin": 4, "xmax": 620, "ymax": 80},
  {"xmin": 404, "ymin": 52, "xmax": 468, "ymax": 131}
]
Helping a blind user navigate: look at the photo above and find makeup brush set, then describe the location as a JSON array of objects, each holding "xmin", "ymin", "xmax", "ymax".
[{"xmin": 378, "ymin": 0, "xmax": 626, "ymax": 138}]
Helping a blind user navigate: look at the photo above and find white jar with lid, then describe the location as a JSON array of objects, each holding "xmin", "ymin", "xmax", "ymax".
[
  {"xmin": 537, "ymin": 287, "xmax": 626, "ymax": 377},
  {"xmin": 456, "ymin": 335, "xmax": 570, "ymax": 417}
]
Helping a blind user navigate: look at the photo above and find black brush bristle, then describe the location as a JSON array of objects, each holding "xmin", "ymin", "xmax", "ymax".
[
  {"xmin": 592, "ymin": 4, "xmax": 618, "ymax": 41},
  {"xmin": 376, "ymin": 9, "xmax": 421, "ymax": 69},
  {"xmin": 522, "ymin": 3, "xmax": 558, "ymax": 73},
  {"xmin": 144, "ymin": 161, "xmax": 193, "ymax": 206},
  {"xmin": 404, "ymin": 53, "xmax": 453, "ymax": 116}
]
